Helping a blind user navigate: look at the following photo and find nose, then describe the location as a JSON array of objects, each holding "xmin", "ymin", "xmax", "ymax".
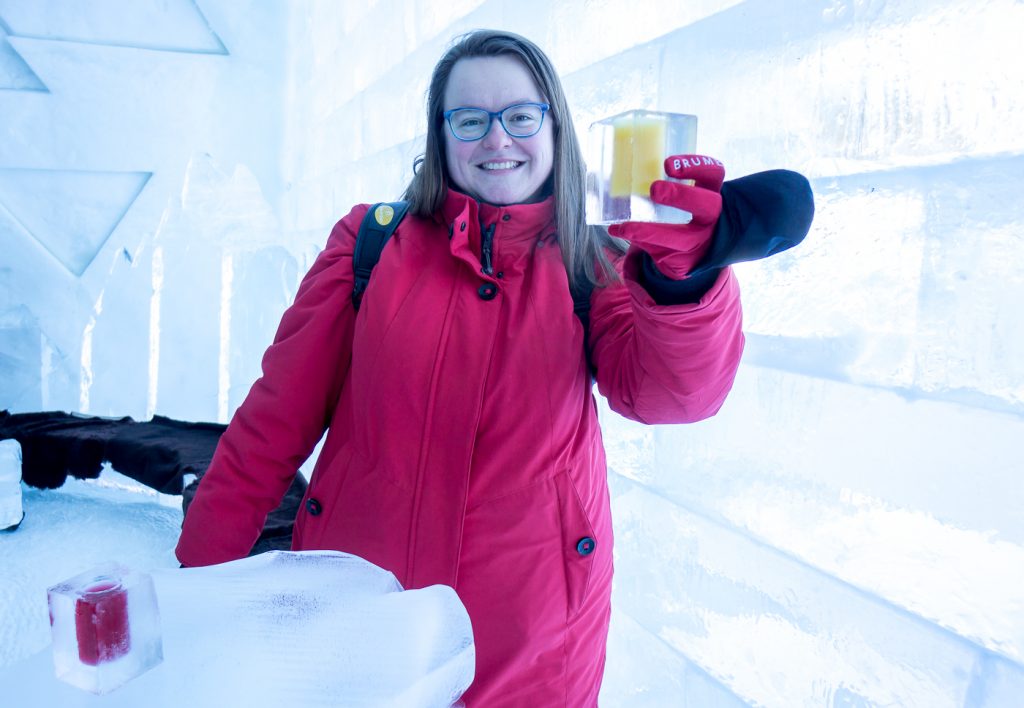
[{"xmin": 480, "ymin": 115, "xmax": 512, "ymax": 149}]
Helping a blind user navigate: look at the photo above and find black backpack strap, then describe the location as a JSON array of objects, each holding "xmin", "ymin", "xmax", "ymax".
[
  {"xmin": 571, "ymin": 276, "xmax": 596, "ymax": 380},
  {"xmin": 352, "ymin": 201, "xmax": 409, "ymax": 310}
]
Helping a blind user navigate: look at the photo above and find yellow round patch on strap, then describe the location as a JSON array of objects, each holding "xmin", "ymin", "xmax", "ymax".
[{"xmin": 374, "ymin": 204, "xmax": 394, "ymax": 226}]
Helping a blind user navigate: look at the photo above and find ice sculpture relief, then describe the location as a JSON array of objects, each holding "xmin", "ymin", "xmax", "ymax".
[
  {"xmin": 0, "ymin": 0, "xmax": 227, "ymax": 55},
  {"xmin": 0, "ymin": 168, "xmax": 151, "ymax": 277},
  {"xmin": 0, "ymin": 22, "xmax": 46, "ymax": 91}
]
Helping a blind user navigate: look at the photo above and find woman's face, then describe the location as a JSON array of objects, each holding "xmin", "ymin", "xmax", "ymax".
[{"xmin": 443, "ymin": 56, "xmax": 554, "ymax": 206}]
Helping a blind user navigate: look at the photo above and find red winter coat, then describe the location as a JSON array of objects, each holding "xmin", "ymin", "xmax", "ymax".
[{"xmin": 176, "ymin": 189, "xmax": 744, "ymax": 706}]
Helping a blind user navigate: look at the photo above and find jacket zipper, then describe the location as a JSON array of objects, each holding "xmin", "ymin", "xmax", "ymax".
[{"xmin": 481, "ymin": 223, "xmax": 495, "ymax": 276}]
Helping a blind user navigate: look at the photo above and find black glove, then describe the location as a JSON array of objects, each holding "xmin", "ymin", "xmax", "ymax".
[{"xmin": 640, "ymin": 169, "xmax": 815, "ymax": 304}]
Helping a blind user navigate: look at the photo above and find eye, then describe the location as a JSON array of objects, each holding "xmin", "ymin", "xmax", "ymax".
[
  {"xmin": 508, "ymin": 112, "xmax": 536, "ymax": 124},
  {"xmin": 457, "ymin": 116, "xmax": 484, "ymax": 128}
]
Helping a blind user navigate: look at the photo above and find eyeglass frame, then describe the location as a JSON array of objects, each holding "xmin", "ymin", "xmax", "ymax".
[{"xmin": 442, "ymin": 102, "xmax": 551, "ymax": 142}]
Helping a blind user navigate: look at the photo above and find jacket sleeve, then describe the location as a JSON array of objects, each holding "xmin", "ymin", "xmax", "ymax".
[
  {"xmin": 175, "ymin": 205, "xmax": 369, "ymax": 566},
  {"xmin": 588, "ymin": 249, "xmax": 745, "ymax": 425}
]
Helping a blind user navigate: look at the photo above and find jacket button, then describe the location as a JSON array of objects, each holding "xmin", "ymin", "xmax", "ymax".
[
  {"xmin": 478, "ymin": 283, "xmax": 498, "ymax": 300},
  {"xmin": 576, "ymin": 537, "xmax": 596, "ymax": 556},
  {"xmin": 306, "ymin": 498, "xmax": 322, "ymax": 516},
  {"xmin": 502, "ymin": 213, "xmax": 511, "ymax": 221}
]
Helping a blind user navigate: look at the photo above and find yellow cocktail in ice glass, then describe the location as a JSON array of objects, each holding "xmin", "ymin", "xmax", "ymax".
[
  {"xmin": 586, "ymin": 109, "xmax": 697, "ymax": 225},
  {"xmin": 610, "ymin": 114, "xmax": 667, "ymax": 198}
]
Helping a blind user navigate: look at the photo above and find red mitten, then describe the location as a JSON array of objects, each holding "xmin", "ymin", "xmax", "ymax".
[{"xmin": 608, "ymin": 155, "xmax": 725, "ymax": 279}]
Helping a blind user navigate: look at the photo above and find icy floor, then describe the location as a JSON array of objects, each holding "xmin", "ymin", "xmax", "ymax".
[
  {"xmin": 0, "ymin": 473, "xmax": 182, "ymax": 672},
  {"xmin": 0, "ymin": 473, "xmax": 478, "ymax": 707},
  {"xmin": 0, "ymin": 470, "xmax": 183, "ymax": 670},
  {"xmin": 0, "ymin": 469, "xmax": 651, "ymax": 706}
]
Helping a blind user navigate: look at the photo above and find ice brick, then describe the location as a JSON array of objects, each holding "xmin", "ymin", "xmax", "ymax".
[
  {"xmin": 599, "ymin": 366, "xmax": 1024, "ymax": 662},
  {"xmin": 601, "ymin": 608, "xmax": 748, "ymax": 707},
  {"xmin": 47, "ymin": 564, "xmax": 163, "ymax": 694},
  {"xmin": 0, "ymin": 438, "xmax": 24, "ymax": 530},
  {"xmin": 609, "ymin": 478, "xmax": 985, "ymax": 707}
]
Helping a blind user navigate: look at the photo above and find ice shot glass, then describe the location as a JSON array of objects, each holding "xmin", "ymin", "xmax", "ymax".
[
  {"xmin": 47, "ymin": 564, "xmax": 163, "ymax": 694},
  {"xmin": 586, "ymin": 109, "xmax": 698, "ymax": 225}
]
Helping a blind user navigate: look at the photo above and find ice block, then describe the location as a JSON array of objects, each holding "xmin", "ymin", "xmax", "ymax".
[
  {"xmin": 47, "ymin": 564, "xmax": 163, "ymax": 694},
  {"xmin": 0, "ymin": 439, "xmax": 23, "ymax": 531},
  {"xmin": 586, "ymin": 109, "xmax": 697, "ymax": 225}
]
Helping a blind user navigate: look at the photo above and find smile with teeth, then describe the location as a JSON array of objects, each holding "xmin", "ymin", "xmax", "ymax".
[{"xmin": 479, "ymin": 160, "xmax": 523, "ymax": 170}]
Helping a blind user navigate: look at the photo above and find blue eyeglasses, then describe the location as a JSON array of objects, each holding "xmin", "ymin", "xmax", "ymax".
[{"xmin": 443, "ymin": 102, "xmax": 550, "ymax": 141}]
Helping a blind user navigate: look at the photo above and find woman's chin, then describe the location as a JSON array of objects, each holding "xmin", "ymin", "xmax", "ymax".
[
  {"xmin": 450, "ymin": 178, "xmax": 550, "ymax": 207},
  {"xmin": 478, "ymin": 187, "xmax": 540, "ymax": 207}
]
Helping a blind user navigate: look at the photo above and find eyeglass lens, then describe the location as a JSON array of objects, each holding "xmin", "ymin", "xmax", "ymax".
[{"xmin": 449, "ymin": 104, "xmax": 544, "ymax": 140}]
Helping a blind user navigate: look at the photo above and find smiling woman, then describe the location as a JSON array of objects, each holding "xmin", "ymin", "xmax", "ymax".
[
  {"xmin": 174, "ymin": 28, "xmax": 811, "ymax": 708},
  {"xmin": 442, "ymin": 56, "xmax": 555, "ymax": 206}
]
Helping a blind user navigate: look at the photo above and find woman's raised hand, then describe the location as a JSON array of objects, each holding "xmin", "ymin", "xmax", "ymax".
[{"xmin": 608, "ymin": 155, "xmax": 726, "ymax": 279}]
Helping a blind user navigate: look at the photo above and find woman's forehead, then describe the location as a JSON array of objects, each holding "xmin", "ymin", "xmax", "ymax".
[{"xmin": 444, "ymin": 56, "xmax": 544, "ymax": 108}]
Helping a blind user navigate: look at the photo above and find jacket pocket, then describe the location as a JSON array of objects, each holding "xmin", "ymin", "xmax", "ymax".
[{"xmin": 554, "ymin": 470, "xmax": 597, "ymax": 618}]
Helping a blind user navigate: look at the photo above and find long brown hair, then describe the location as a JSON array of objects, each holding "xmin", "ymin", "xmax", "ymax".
[{"xmin": 401, "ymin": 29, "xmax": 622, "ymax": 289}]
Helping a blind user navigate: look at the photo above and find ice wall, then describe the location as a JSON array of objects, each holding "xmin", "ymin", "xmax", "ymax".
[
  {"xmin": 282, "ymin": 1, "xmax": 1024, "ymax": 706},
  {"xmin": 0, "ymin": 0, "xmax": 295, "ymax": 421},
  {"xmin": 1, "ymin": 0, "xmax": 1022, "ymax": 705}
]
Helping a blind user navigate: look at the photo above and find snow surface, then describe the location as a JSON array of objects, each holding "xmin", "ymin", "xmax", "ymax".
[
  {"xmin": 0, "ymin": 471, "xmax": 182, "ymax": 671},
  {"xmin": 0, "ymin": 472, "xmax": 474, "ymax": 707}
]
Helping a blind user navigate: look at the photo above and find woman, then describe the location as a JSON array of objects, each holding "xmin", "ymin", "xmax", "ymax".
[{"xmin": 177, "ymin": 29, "xmax": 812, "ymax": 705}]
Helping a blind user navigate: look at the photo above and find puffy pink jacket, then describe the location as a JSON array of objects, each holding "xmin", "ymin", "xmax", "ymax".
[{"xmin": 176, "ymin": 189, "xmax": 744, "ymax": 706}]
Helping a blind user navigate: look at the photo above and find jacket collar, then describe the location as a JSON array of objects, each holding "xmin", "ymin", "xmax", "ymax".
[{"xmin": 439, "ymin": 188, "xmax": 557, "ymax": 244}]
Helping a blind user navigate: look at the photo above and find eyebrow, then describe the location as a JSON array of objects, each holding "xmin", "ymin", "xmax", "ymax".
[{"xmin": 445, "ymin": 99, "xmax": 540, "ymax": 110}]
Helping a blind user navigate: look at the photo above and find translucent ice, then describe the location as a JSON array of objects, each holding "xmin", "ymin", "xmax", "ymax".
[
  {"xmin": 46, "ymin": 564, "xmax": 163, "ymax": 694},
  {"xmin": 29, "ymin": 551, "xmax": 474, "ymax": 704},
  {"xmin": 150, "ymin": 551, "xmax": 475, "ymax": 708},
  {"xmin": 0, "ymin": 438, "xmax": 23, "ymax": 530}
]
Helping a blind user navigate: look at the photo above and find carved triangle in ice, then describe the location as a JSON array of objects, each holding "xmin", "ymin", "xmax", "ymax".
[
  {"xmin": 0, "ymin": 168, "xmax": 151, "ymax": 277},
  {"xmin": 0, "ymin": 21, "xmax": 46, "ymax": 91},
  {"xmin": 0, "ymin": 0, "xmax": 226, "ymax": 55}
]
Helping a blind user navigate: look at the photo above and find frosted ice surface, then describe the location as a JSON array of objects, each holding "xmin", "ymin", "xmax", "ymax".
[
  {"xmin": 81, "ymin": 244, "xmax": 153, "ymax": 419},
  {"xmin": 0, "ymin": 0, "xmax": 225, "ymax": 54},
  {"xmin": 223, "ymin": 246, "xmax": 298, "ymax": 418},
  {"xmin": 913, "ymin": 157, "xmax": 1024, "ymax": 409},
  {"xmin": 565, "ymin": 43, "xmax": 663, "ymax": 134},
  {"xmin": 737, "ymin": 181, "xmax": 926, "ymax": 390},
  {"xmin": 0, "ymin": 439, "xmax": 23, "ymax": 530},
  {"xmin": 547, "ymin": 0, "xmax": 742, "ymax": 74},
  {"xmin": 0, "ymin": 168, "xmax": 150, "ymax": 277},
  {"xmin": 4, "ymin": 547, "xmax": 475, "ymax": 706},
  {"xmin": 0, "ymin": 314, "xmax": 44, "ymax": 413},
  {"xmin": 601, "ymin": 608, "xmax": 748, "ymax": 707},
  {"xmin": 0, "ymin": 199, "xmax": 88, "ymax": 412},
  {"xmin": 151, "ymin": 154, "xmax": 287, "ymax": 422},
  {"xmin": 0, "ymin": 474, "xmax": 183, "ymax": 671},
  {"xmin": 149, "ymin": 551, "xmax": 474, "ymax": 707},
  {"xmin": 0, "ymin": 29, "xmax": 46, "ymax": 91},
  {"xmin": 600, "ymin": 369, "xmax": 1024, "ymax": 662},
  {"xmin": 738, "ymin": 157, "xmax": 1024, "ymax": 409},
  {"xmin": 609, "ymin": 478, "xmax": 989, "ymax": 708}
]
